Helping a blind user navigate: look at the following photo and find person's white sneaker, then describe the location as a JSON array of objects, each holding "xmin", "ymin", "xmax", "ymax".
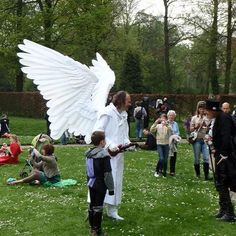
[{"xmin": 154, "ymin": 172, "xmax": 159, "ymax": 177}]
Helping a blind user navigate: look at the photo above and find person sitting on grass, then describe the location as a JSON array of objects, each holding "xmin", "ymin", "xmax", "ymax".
[
  {"xmin": 7, "ymin": 143, "xmax": 60, "ymax": 185},
  {"xmin": 0, "ymin": 134, "xmax": 22, "ymax": 165},
  {"xmin": 139, "ymin": 128, "xmax": 157, "ymax": 150},
  {"xmin": 86, "ymin": 130, "xmax": 114, "ymax": 236},
  {"xmin": 0, "ymin": 143, "xmax": 9, "ymax": 156}
]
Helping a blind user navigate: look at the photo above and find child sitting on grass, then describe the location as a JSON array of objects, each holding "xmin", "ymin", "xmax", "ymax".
[
  {"xmin": 0, "ymin": 143, "xmax": 9, "ymax": 156},
  {"xmin": 0, "ymin": 134, "xmax": 22, "ymax": 164},
  {"xmin": 7, "ymin": 143, "xmax": 60, "ymax": 185},
  {"xmin": 86, "ymin": 131, "xmax": 114, "ymax": 236}
]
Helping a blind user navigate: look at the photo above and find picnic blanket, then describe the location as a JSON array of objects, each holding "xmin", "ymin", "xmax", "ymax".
[{"xmin": 43, "ymin": 179, "xmax": 77, "ymax": 187}]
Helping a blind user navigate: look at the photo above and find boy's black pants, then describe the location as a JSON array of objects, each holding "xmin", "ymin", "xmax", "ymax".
[{"xmin": 89, "ymin": 187, "xmax": 106, "ymax": 233}]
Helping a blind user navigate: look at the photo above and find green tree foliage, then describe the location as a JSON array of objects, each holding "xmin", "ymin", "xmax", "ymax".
[
  {"xmin": 0, "ymin": 0, "xmax": 235, "ymax": 95},
  {"xmin": 135, "ymin": 13, "xmax": 165, "ymax": 93},
  {"xmin": 120, "ymin": 50, "xmax": 143, "ymax": 92}
]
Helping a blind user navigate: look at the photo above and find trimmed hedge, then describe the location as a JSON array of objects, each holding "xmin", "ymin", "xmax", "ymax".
[
  {"xmin": 0, "ymin": 92, "xmax": 47, "ymax": 118},
  {"xmin": 0, "ymin": 92, "xmax": 236, "ymax": 119}
]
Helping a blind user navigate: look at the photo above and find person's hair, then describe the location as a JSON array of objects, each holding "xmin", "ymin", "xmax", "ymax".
[
  {"xmin": 112, "ymin": 91, "xmax": 129, "ymax": 109},
  {"xmin": 10, "ymin": 134, "xmax": 19, "ymax": 143},
  {"xmin": 195, "ymin": 101, "xmax": 206, "ymax": 115},
  {"xmin": 160, "ymin": 113, "xmax": 167, "ymax": 119},
  {"xmin": 43, "ymin": 144, "xmax": 54, "ymax": 155},
  {"xmin": 91, "ymin": 131, "xmax": 105, "ymax": 146},
  {"xmin": 167, "ymin": 110, "xmax": 176, "ymax": 117},
  {"xmin": 135, "ymin": 101, "xmax": 142, "ymax": 107}
]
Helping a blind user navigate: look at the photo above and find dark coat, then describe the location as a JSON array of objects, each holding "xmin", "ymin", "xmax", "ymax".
[
  {"xmin": 0, "ymin": 118, "xmax": 10, "ymax": 136},
  {"xmin": 212, "ymin": 112, "xmax": 236, "ymax": 192}
]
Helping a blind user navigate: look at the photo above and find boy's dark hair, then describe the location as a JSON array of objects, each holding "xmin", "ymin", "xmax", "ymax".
[
  {"xmin": 91, "ymin": 131, "xmax": 105, "ymax": 146},
  {"xmin": 43, "ymin": 144, "xmax": 54, "ymax": 155}
]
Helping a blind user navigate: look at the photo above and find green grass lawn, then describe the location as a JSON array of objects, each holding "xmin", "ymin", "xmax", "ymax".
[{"xmin": 0, "ymin": 144, "xmax": 235, "ymax": 236}]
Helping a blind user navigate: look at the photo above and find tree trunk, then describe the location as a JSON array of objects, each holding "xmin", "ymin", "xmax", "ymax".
[
  {"xmin": 224, "ymin": 0, "xmax": 232, "ymax": 94},
  {"xmin": 163, "ymin": 0, "xmax": 172, "ymax": 92},
  {"xmin": 16, "ymin": 70, "xmax": 24, "ymax": 92},
  {"xmin": 37, "ymin": 0, "xmax": 53, "ymax": 47},
  {"xmin": 208, "ymin": 0, "xmax": 219, "ymax": 95},
  {"xmin": 15, "ymin": 0, "xmax": 23, "ymax": 92}
]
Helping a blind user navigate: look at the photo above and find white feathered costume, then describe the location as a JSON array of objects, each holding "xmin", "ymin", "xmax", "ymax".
[
  {"xmin": 17, "ymin": 39, "xmax": 115, "ymax": 143},
  {"xmin": 17, "ymin": 39, "xmax": 130, "ymax": 208}
]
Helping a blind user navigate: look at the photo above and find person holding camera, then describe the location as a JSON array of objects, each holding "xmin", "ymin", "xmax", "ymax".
[{"xmin": 151, "ymin": 113, "xmax": 172, "ymax": 177}]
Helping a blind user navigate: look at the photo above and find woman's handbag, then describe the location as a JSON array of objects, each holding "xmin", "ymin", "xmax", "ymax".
[
  {"xmin": 188, "ymin": 131, "xmax": 198, "ymax": 144},
  {"xmin": 187, "ymin": 122, "xmax": 204, "ymax": 144}
]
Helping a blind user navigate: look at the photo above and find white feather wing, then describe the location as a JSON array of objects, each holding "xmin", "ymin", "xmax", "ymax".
[{"xmin": 17, "ymin": 39, "xmax": 115, "ymax": 141}]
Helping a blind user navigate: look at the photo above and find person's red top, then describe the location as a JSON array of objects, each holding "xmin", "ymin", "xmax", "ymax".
[{"xmin": 0, "ymin": 142, "xmax": 22, "ymax": 164}]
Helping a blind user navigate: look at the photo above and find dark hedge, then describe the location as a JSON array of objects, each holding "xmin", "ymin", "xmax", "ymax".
[{"xmin": 0, "ymin": 92, "xmax": 236, "ymax": 119}]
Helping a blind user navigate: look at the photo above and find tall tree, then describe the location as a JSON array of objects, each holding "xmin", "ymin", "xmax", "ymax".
[
  {"xmin": 224, "ymin": 0, "xmax": 233, "ymax": 93},
  {"xmin": 208, "ymin": 0, "xmax": 219, "ymax": 95},
  {"xmin": 120, "ymin": 50, "xmax": 143, "ymax": 92},
  {"xmin": 15, "ymin": 0, "xmax": 24, "ymax": 92},
  {"xmin": 36, "ymin": 0, "xmax": 56, "ymax": 47},
  {"xmin": 162, "ymin": 0, "xmax": 182, "ymax": 92},
  {"xmin": 163, "ymin": 0, "xmax": 172, "ymax": 92},
  {"xmin": 135, "ymin": 12, "xmax": 165, "ymax": 93}
]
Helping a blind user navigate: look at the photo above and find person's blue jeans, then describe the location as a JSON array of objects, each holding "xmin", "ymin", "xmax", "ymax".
[
  {"xmin": 135, "ymin": 119, "xmax": 144, "ymax": 139},
  {"xmin": 192, "ymin": 139, "xmax": 209, "ymax": 165},
  {"xmin": 156, "ymin": 144, "xmax": 169, "ymax": 176}
]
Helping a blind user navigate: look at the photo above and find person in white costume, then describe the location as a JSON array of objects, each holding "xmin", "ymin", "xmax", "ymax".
[
  {"xmin": 17, "ymin": 40, "xmax": 131, "ymax": 222},
  {"xmin": 93, "ymin": 91, "xmax": 131, "ymax": 220}
]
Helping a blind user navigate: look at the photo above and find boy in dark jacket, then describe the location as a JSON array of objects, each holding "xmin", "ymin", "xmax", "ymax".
[{"xmin": 86, "ymin": 131, "xmax": 114, "ymax": 236}]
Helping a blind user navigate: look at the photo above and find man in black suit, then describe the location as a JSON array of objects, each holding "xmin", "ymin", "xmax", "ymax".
[{"xmin": 205, "ymin": 99, "xmax": 236, "ymax": 222}]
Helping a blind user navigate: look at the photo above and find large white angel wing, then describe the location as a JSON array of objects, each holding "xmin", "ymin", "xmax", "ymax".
[{"xmin": 17, "ymin": 39, "xmax": 115, "ymax": 142}]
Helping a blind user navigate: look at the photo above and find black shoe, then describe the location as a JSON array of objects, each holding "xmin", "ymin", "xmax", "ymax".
[
  {"xmin": 91, "ymin": 230, "xmax": 108, "ymax": 236},
  {"xmin": 219, "ymin": 214, "xmax": 236, "ymax": 222},
  {"xmin": 205, "ymin": 176, "xmax": 213, "ymax": 181},
  {"xmin": 215, "ymin": 211, "xmax": 225, "ymax": 219}
]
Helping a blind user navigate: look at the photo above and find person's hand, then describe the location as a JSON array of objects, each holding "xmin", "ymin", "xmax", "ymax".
[
  {"xmin": 108, "ymin": 145, "xmax": 123, "ymax": 157},
  {"xmin": 32, "ymin": 148, "xmax": 41, "ymax": 158},
  {"xmin": 155, "ymin": 118, "xmax": 161, "ymax": 124}
]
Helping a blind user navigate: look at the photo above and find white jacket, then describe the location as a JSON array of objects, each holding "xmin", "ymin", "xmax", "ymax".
[{"xmin": 93, "ymin": 103, "xmax": 130, "ymax": 205}]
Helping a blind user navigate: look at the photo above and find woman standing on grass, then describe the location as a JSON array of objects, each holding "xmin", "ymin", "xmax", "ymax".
[
  {"xmin": 167, "ymin": 110, "xmax": 180, "ymax": 176},
  {"xmin": 190, "ymin": 101, "xmax": 211, "ymax": 180},
  {"xmin": 151, "ymin": 113, "xmax": 172, "ymax": 177}
]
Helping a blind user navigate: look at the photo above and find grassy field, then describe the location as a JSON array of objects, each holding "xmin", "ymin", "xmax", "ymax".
[
  {"xmin": 0, "ymin": 116, "xmax": 235, "ymax": 235},
  {"xmin": 0, "ymin": 144, "xmax": 235, "ymax": 236}
]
